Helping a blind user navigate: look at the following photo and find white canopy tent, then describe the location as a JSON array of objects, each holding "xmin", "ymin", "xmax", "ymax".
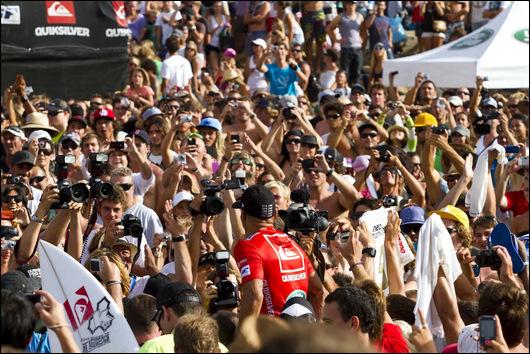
[{"xmin": 383, "ymin": 2, "xmax": 529, "ymax": 89}]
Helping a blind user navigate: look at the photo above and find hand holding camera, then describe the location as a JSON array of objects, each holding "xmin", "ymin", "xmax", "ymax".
[
  {"xmin": 103, "ymin": 219, "xmax": 125, "ymax": 244},
  {"xmin": 314, "ymin": 154, "xmax": 331, "ymax": 174},
  {"xmin": 36, "ymin": 184, "xmax": 60, "ymax": 218}
]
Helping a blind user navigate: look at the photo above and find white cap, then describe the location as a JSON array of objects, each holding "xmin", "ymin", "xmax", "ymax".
[
  {"xmin": 448, "ymin": 96, "xmax": 463, "ymax": 107},
  {"xmin": 172, "ymin": 191, "xmax": 194, "ymax": 207},
  {"xmin": 252, "ymin": 38, "xmax": 267, "ymax": 49},
  {"xmin": 28, "ymin": 130, "xmax": 53, "ymax": 143},
  {"xmin": 458, "ymin": 324, "xmax": 484, "ymax": 353}
]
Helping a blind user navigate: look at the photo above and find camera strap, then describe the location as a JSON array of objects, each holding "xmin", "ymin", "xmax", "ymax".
[{"xmin": 82, "ymin": 199, "xmax": 98, "ymax": 242}]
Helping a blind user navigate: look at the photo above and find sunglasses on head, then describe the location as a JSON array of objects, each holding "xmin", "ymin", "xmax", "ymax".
[
  {"xmin": 360, "ymin": 132, "xmax": 378, "ymax": 139},
  {"xmin": 326, "ymin": 113, "xmax": 341, "ymax": 120},
  {"xmin": 3, "ymin": 195, "xmax": 23, "ymax": 203},
  {"xmin": 401, "ymin": 223, "xmax": 422, "ymax": 235},
  {"xmin": 30, "ymin": 176, "xmax": 46, "ymax": 184},
  {"xmin": 118, "ymin": 183, "xmax": 133, "ymax": 191}
]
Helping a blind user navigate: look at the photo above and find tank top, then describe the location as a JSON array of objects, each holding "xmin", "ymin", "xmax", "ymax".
[
  {"xmin": 247, "ymin": 56, "xmax": 268, "ymax": 91},
  {"xmin": 339, "ymin": 12, "xmax": 363, "ymax": 48},
  {"xmin": 208, "ymin": 14, "xmax": 228, "ymax": 48}
]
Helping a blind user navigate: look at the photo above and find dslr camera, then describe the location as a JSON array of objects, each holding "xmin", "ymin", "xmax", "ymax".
[
  {"xmin": 120, "ymin": 214, "xmax": 143, "ymax": 238},
  {"xmin": 279, "ymin": 203, "xmax": 329, "ymax": 234},
  {"xmin": 432, "ymin": 125, "xmax": 448, "ymax": 135},
  {"xmin": 471, "ymin": 247, "xmax": 501, "ymax": 270},
  {"xmin": 375, "ymin": 145, "xmax": 391, "ymax": 163},
  {"xmin": 382, "ymin": 195, "xmax": 399, "ymax": 208},
  {"xmin": 87, "ymin": 153, "xmax": 114, "ymax": 199},
  {"xmin": 51, "ymin": 155, "xmax": 91, "ymax": 209},
  {"xmin": 199, "ymin": 179, "xmax": 244, "ymax": 216},
  {"xmin": 209, "ymin": 250, "xmax": 239, "ymax": 312},
  {"xmin": 282, "ymin": 101, "xmax": 296, "ymax": 120}
]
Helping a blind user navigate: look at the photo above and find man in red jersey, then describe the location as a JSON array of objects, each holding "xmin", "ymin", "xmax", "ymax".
[{"xmin": 233, "ymin": 184, "xmax": 324, "ymax": 322}]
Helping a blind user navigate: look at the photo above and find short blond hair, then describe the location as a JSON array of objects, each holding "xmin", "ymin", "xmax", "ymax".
[
  {"xmin": 264, "ymin": 181, "xmax": 290, "ymax": 198},
  {"xmin": 173, "ymin": 314, "xmax": 219, "ymax": 353}
]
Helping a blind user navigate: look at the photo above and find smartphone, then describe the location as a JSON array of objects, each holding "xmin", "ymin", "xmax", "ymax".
[
  {"xmin": 90, "ymin": 258, "xmax": 101, "ymax": 272},
  {"xmin": 504, "ymin": 145, "xmax": 520, "ymax": 154},
  {"xmin": 24, "ymin": 293, "xmax": 41, "ymax": 304},
  {"xmin": 176, "ymin": 153, "xmax": 187, "ymax": 165},
  {"xmin": 109, "ymin": 141, "xmax": 125, "ymax": 150},
  {"xmin": 479, "ymin": 315, "xmax": 496, "ymax": 345},
  {"xmin": 230, "ymin": 134, "xmax": 240, "ymax": 143}
]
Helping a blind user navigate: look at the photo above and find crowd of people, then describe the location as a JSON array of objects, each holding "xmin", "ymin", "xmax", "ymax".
[{"xmin": 1, "ymin": 1, "xmax": 528, "ymax": 353}]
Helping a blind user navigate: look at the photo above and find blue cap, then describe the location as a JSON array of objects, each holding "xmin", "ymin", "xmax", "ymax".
[
  {"xmin": 141, "ymin": 107, "xmax": 163, "ymax": 121},
  {"xmin": 197, "ymin": 117, "xmax": 222, "ymax": 132},
  {"xmin": 481, "ymin": 97, "xmax": 498, "ymax": 109},
  {"xmin": 399, "ymin": 206, "xmax": 425, "ymax": 226},
  {"xmin": 128, "ymin": 129, "xmax": 150, "ymax": 145}
]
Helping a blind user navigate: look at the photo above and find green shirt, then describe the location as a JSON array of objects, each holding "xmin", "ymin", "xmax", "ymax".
[{"xmin": 138, "ymin": 334, "xmax": 229, "ymax": 353}]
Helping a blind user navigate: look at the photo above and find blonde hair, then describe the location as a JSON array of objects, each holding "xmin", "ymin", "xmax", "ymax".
[
  {"xmin": 84, "ymin": 248, "xmax": 131, "ymax": 297},
  {"xmin": 264, "ymin": 181, "xmax": 290, "ymax": 198},
  {"xmin": 370, "ymin": 46, "xmax": 388, "ymax": 76},
  {"xmin": 129, "ymin": 67, "xmax": 151, "ymax": 88}
]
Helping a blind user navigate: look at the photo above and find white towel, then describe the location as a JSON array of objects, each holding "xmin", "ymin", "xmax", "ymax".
[
  {"xmin": 413, "ymin": 214, "xmax": 462, "ymax": 338},
  {"xmin": 467, "ymin": 141, "xmax": 507, "ymax": 217}
]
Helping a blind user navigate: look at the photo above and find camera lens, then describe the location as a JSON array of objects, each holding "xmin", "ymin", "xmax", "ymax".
[
  {"xmin": 201, "ymin": 196, "xmax": 225, "ymax": 216},
  {"xmin": 287, "ymin": 210, "xmax": 307, "ymax": 226},
  {"xmin": 99, "ymin": 182, "xmax": 114, "ymax": 198},
  {"xmin": 70, "ymin": 183, "xmax": 90, "ymax": 203}
]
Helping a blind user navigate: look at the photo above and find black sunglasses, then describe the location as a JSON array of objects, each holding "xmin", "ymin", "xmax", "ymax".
[
  {"xmin": 48, "ymin": 110, "xmax": 64, "ymax": 117},
  {"xmin": 401, "ymin": 224, "xmax": 422, "ymax": 235},
  {"xmin": 286, "ymin": 138, "xmax": 301, "ymax": 145},
  {"xmin": 360, "ymin": 132, "xmax": 378, "ymax": 139},
  {"xmin": 255, "ymin": 163, "xmax": 265, "ymax": 169},
  {"xmin": 3, "ymin": 195, "xmax": 23, "ymax": 203},
  {"xmin": 118, "ymin": 183, "xmax": 133, "ymax": 191},
  {"xmin": 38, "ymin": 149, "xmax": 53, "ymax": 156},
  {"xmin": 326, "ymin": 113, "xmax": 340, "ymax": 120},
  {"xmin": 30, "ymin": 176, "xmax": 46, "ymax": 184}
]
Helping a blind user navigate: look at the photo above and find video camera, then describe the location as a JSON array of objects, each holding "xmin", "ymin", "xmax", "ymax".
[
  {"xmin": 51, "ymin": 155, "xmax": 91, "ymax": 209},
  {"xmin": 279, "ymin": 203, "xmax": 329, "ymax": 234},
  {"xmin": 87, "ymin": 153, "xmax": 113, "ymax": 199},
  {"xmin": 120, "ymin": 214, "xmax": 143, "ymax": 238},
  {"xmin": 199, "ymin": 178, "xmax": 245, "ymax": 216},
  {"xmin": 204, "ymin": 250, "xmax": 239, "ymax": 312}
]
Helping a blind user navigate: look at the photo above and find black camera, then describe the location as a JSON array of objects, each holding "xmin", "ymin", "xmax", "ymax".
[
  {"xmin": 375, "ymin": 145, "xmax": 390, "ymax": 162},
  {"xmin": 88, "ymin": 153, "xmax": 109, "ymax": 178},
  {"xmin": 289, "ymin": 62, "xmax": 298, "ymax": 71},
  {"xmin": 282, "ymin": 107, "xmax": 294, "ymax": 120},
  {"xmin": 200, "ymin": 179, "xmax": 243, "ymax": 216},
  {"xmin": 471, "ymin": 247, "xmax": 501, "ymax": 270},
  {"xmin": 120, "ymin": 214, "xmax": 143, "ymax": 238},
  {"xmin": 87, "ymin": 153, "xmax": 113, "ymax": 199},
  {"xmin": 0, "ymin": 226, "xmax": 19, "ymax": 239},
  {"xmin": 328, "ymin": 230, "xmax": 350, "ymax": 243},
  {"xmin": 279, "ymin": 203, "xmax": 329, "ymax": 234},
  {"xmin": 210, "ymin": 250, "xmax": 239, "ymax": 312},
  {"xmin": 432, "ymin": 125, "xmax": 448, "ymax": 135},
  {"xmin": 51, "ymin": 155, "xmax": 90, "ymax": 209},
  {"xmin": 6, "ymin": 176, "xmax": 22, "ymax": 185},
  {"xmin": 109, "ymin": 141, "xmax": 125, "ymax": 150},
  {"xmin": 382, "ymin": 195, "xmax": 399, "ymax": 208}
]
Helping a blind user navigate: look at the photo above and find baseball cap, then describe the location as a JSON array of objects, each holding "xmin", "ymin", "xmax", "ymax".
[
  {"xmin": 197, "ymin": 117, "xmax": 222, "ymax": 132},
  {"xmin": 251, "ymin": 38, "xmax": 267, "ymax": 49},
  {"xmin": 12, "ymin": 150, "xmax": 36, "ymax": 166},
  {"xmin": 358, "ymin": 121, "xmax": 379, "ymax": 133},
  {"xmin": 457, "ymin": 324, "xmax": 483, "ymax": 353},
  {"xmin": 47, "ymin": 98, "xmax": 69, "ymax": 113},
  {"xmin": 223, "ymin": 48, "xmax": 237, "ymax": 58},
  {"xmin": 481, "ymin": 97, "xmax": 498, "ymax": 109},
  {"xmin": 1, "ymin": 126, "xmax": 26, "ymax": 140},
  {"xmin": 300, "ymin": 135, "xmax": 319, "ymax": 147},
  {"xmin": 155, "ymin": 282, "xmax": 201, "ymax": 309},
  {"xmin": 111, "ymin": 237, "xmax": 138, "ymax": 260},
  {"xmin": 16, "ymin": 264, "xmax": 42, "ymax": 293},
  {"xmin": 68, "ymin": 115, "xmax": 88, "ymax": 128},
  {"xmin": 451, "ymin": 125, "xmax": 471, "ymax": 138},
  {"xmin": 232, "ymin": 184, "xmax": 276, "ymax": 220},
  {"xmin": 172, "ymin": 191, "xmax": 194, "ymax": 208},
  {"xmin": 319, "ymin": 146, "xmax": 343, "ymax": 166},
  {"xmin": 448, "ymin": 96, "xmax": 463, "ymax": 107},
  {"xmin": 280, "ymin": 297, "xmax": 316, "ymax": 322},
  {"xmin": 94, "ymin": 108, "xmax": 116, "ymax": 122},
  {"xmin": 141, "ymin": 107, "xmax": 163, "ymax": 121},
  {"xmin": 400, "ymin": 206, "xmax": 425, "ymax": 226},
  {"xmin": 127, "ymin": 129, "xmax": 150, "ymax": 145},
  {"xmin": 351, "ymin": 84, "xmax": 366, "ymax": 94},
  {"xmin": 28, "ymin": 130, "xmax": 52, "ymax": 143},
  {"xmin": 60, "ymin": 132, "xmax": 81, "ymax": 147},
  {"xmin": 1, "ymin": 270, "xmax": 40, "ymax": 294},
  {"xmin": 143, "ymin": 273, "xmax": 172, "ymax": 299},
  {"xmin": 433, "ymin": 205, "xmax": 470, "ymax": 230},
  {"xmin": 414, "ymin": 112, "xmax": 438, "ymax": 127}
]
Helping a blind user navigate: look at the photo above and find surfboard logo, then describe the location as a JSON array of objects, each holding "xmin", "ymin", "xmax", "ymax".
[
  {"xmin": 514, "ymin": 29, "xmax": 529, "ymax": 44},
  {"xmin": 64, "ymin": 286, "xmax": 94, "ymax": 331},
  {"xmin": 45, "ymin": 1, "xmax": 76, "ymax": 24},
  {"xmin": 449, "ymin": 29, "xmax": 494, "ymax": 50}
]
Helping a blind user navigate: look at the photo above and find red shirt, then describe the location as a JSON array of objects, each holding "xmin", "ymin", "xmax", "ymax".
[
  {"xmin": 377, "ymin": 323, "xmax": 410, "ymax": 353},
  {"xmin": 502, "ymin": 190, "xmax": 528, "ymax": 216},
  {"xmin": 233, "ymin": 227, "xmax": 314, "ymax": 317}
]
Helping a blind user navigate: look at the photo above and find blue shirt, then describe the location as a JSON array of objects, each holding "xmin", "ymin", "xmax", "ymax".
[
  {"xmin": 368, "ymin": 15, "xmax": 391, "ymax": 50},
  {"xmin": 265, "ymin": 63, "xmax": 298, "ymax": 96},
  {"xmin": 27, "ymin": 332, "xmax": 51, "ymax": 353}
]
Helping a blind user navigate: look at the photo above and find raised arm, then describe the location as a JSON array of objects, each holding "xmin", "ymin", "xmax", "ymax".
[
  {"xmin": 125, "ymin": 136, "xmax": 153, "ymax": 180},
  {"xmin": 66, "ymin": 202, "xmax": 84, "ymax": 261},
  {"xmin": 242, "ymin": 133, "xmax": 285, "ymax": 181},
  {"xmin": 421, "ymin": 132, "xmax": 445, "ymax": 206},
  {"xmin": 384, "ymin": 211, "xmax": 406, "ymax": 296},
  {"xmin": 390, "ymin": 151, "xmax": 426, "ymax": 207},
  {"xmin": 438, "ymin": 154, "xmax": 474, "ymax": 209},
  {"xmin": 469, "ymin": 76, "xmax": 485, "ymax": 122},
  {"xmin": 404, "ymin": 72, "xmax": 425, "ymax": 106}
]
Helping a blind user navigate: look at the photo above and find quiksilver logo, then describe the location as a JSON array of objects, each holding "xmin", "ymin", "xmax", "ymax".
[{"xmin": 48, "ymin": 1, "xmax": 73, "ymax": 17}]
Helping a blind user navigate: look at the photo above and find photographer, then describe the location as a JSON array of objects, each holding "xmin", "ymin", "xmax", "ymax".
[{"xmin": 231, "ymin": 184, "xmax": 324, "ymax": 321}]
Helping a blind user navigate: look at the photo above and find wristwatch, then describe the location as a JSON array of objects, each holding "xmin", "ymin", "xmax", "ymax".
[
  {"xmin": 31, "ymin": 214, "xmax": 45, "ymax": 224},
  {"xmin": 172, "ymin": 234, "xmax": 186, "ymax": 243},
  {"xmin": 325, "ymin": 168, "xmax": 334, "ymax": 178},
  {"xmin": 362, "ymin": 247, "xmax": 377, "ymax": 258}
]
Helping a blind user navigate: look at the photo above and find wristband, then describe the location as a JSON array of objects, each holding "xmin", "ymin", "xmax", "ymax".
[
  {"xmin": 106, "ymin": 280, "xmax": 122, "ymax": 287},
  {"xmin": 222, "ymin": 156, "xmax": 229, "ymax": 163},
  {"xmin": 172, "ymin": 235, "xmax": 186, "ymax": 242},
  {"xmin": 31, "ymin": 215, "xmax": 45, "ymax": 224},
  {"xmin": 47, "ymin": 323, "xmax": 70, "ymax": 330},
  {"xmin": 325, "ymin": 168, "xmax": 334, "ymax": 178},
  {"xmin": 349, "ymin": 261, "xmax": 363, "ymax": 272}
]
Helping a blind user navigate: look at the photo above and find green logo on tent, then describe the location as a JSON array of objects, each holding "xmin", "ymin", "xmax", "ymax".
[
  {"xmin": 514, "ymin": 29, "xmax": 529, "ymax": 44},
  {"xmin": 449, "ymin": 29, "xmax": 494, "ymax": 50}
]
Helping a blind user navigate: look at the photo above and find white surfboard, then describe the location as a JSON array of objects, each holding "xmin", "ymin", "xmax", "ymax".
[{"xmin": 38, "ymin": 240, "xmax": 139, "ymax": 353}]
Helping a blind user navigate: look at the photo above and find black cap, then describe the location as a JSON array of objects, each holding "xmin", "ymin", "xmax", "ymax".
[
  {"xmin": 351, "ymin": 84, "xmax": 366, "ymax": 94},
  {"xmin": 48, "ymin": 99, "xmax": 69, "ymax": 112},
  {"xmin": 320, "ymin": 146, "xmax": 343, "ymax": 166},
  {"xmin": 68, "ymin": 115, "xmax": 88, "ymax": 128},
  {"xmin": 12, "ymin": 150, "xmax": 36, "ymax": 166},
  {"xmin": 143, "ymin": 273, "xmax": 172, "ymax": 299},
  {"xmin": 1, "ymin": 270, "xmax": 39, "ymax": 294},
  {"xmin": 300, "ymin": 135, "xmax": 319, "ymax": 147},
  {"xmin": 156, "ymin": 282, "xmax": 201, "ymax": 309},
  {"xmin": 232, "ymin": 184, "xmax": 276, "ymax": 219}
]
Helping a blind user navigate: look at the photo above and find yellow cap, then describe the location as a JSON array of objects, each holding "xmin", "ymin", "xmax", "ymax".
[
  {"xmin": 414, "ymin": 112, "xmax": 438, "ymax": 127},
  {"xmin": 432, "ymin": 205, "xmax": 470, "ymax": 230}
]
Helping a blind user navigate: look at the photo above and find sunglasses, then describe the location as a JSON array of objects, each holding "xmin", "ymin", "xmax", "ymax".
[
  {"xmin": 446, "ymin": 227, "xmax": 458, "ymax": 234},
  {"xmin": 292, "ymin": 49, "xmax": 302, "ymax": 53},
  {"xmin": 374, "ymin": 46, "xmax": 384, "ymax": 50},
  {"xmin": 48, "ymin": 110, "xmax": 64, "ymax": 117},
  {"xmin": 62, "ymin": 143, "xmax": 78, "ymax": 150},
  {"xmin": 301, "ymin": 143, "xmax": 317, "ymax": 148},
  {"xmin": 457, "ymin": 91, "xmax": 470, "ymax": 95},
  {"xmin": 401, "ymin": 224, "xmax": 422, "ymax": 235},
  {"xmin": 326, "ymin": 113, "xmax": 341, "ymax": 120},
  {"xmin": 415, "ymin": 127, "xmax": 426, "ymax": 133},
  {"xmin": 118, "ymin": 183, "xmax": 133, "ymax": 191},
  {"xmin": 3, "ymin": 195, "xmax": 23, "ymax": 203},
  {"xmin": 381, "ymin": 167, "xmax": 398, "ymax": 175},
  {"xmin": 230, "ymin": 158, "xmax": 252, "ymax": 166},
  {"xmin": 167, "ymin": 104, "xmax": 180, "ymax": 110},
  {"xmin": 90, "ymin": 101, "xmax": 103, "ymax": 106},
  {"xmin": 38, "ymin": 149, "xmax": 53, "ymax": 156},
  {"xmin": 360, "ymin": 132, "xmax": 378, "ymax": 139},
  {"xmin": 255, "ymin": 163, "xmax": 265, "ymax": 169},
  {"xmin": 30, "ymin": 176, "xmax": 46, "ymax": 184},
  {"xmin": 286, "ymin": 139, "xmax": 301, "ymax": 145}
]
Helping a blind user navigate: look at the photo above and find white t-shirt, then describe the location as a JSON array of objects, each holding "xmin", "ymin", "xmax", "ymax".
[
  {"xmin": 126, "ymin": 203, "xmax": 164, "ymax": 246},
  {"xmin": 319, "ymin": 70, "xmax": 336, "ymax": 91},
  {"xmin": 161, "ymin": 54, "xmax": 194, "ymax": 94},
  {"xmin": 148, "ymin": 151, "xmax": 178, "ymax": 167},
  {"xmin": 133, "ymin": 171, "xmax": 155, "ymax": 204},
  {"xmin": 28, "ymin": 186, "xmax": 42, "ymax": 216}
]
